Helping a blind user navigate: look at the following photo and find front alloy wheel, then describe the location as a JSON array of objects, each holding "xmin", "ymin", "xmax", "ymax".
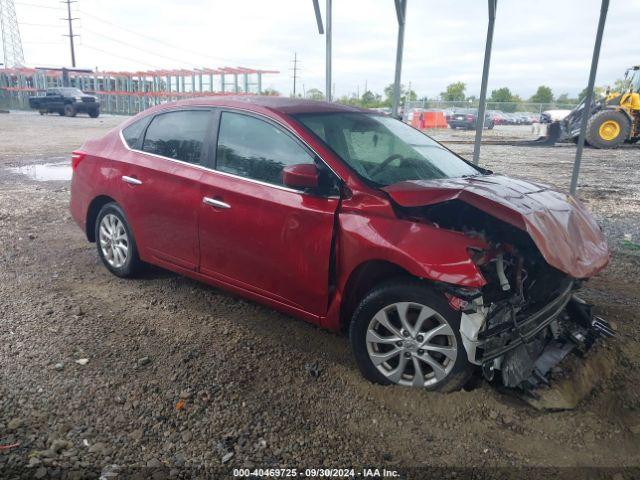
[
  {"xmin": 350, "ymin": 279, "xmax": 472, "ymax": 392},
  {"xmin": 366, "ymin": 302, "xmax": 457, "ymax": 387}
]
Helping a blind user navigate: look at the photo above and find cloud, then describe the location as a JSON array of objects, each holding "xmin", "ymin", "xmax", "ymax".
[{"xmin": 15, "ymin": 0, "xmax": 639, "ymax": 98}]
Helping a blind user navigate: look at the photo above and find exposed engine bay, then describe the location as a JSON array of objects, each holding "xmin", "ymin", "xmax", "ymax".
[{"xmin": 402, "ymin": 199, "xmax": 615, "ymax": 392}]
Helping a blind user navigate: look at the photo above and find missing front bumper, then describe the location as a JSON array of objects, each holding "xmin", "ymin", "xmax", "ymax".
[{"xmin": 495, "ymin": 296, "xmax": 615, "ymax": 389}]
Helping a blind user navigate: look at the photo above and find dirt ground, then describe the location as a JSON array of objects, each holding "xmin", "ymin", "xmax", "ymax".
[{"xmin": 1, "ymin": 111, "xmax": 639, "ymax": 479}]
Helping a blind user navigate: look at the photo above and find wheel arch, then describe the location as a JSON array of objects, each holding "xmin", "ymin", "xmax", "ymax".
[
  {"xmin": 85, "ymin": 195, "xmax": 117, "ymax": 242},
  {"xmin": 339, "ymin": 259, "xmax": 420, "ymax": 332}
]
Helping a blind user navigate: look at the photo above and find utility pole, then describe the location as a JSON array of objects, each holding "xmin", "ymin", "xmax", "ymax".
[
  {"xmin": 291, "ymin": 52, "xmax": 299, "ymax": 97},
  {"xmin": 62, "ymin": 0, "xmax": 77, "ymax": 67},
  {"xmin": 391, "ymin": 0, "xmax": 407, "ymax": 118},
  {"xmin": 325, "ymin": 0, "xmax": 332, "ymax": 101}
]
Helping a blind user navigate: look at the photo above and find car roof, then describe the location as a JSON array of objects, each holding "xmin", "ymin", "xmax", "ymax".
[{"xmin": 158, "ymin": 95, "xmax": 371, "ymax": 115}]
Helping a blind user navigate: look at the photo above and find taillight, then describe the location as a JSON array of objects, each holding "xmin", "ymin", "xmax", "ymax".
[
  {"xmin": 71, "ymin": 151, "xmax": 86, "ymax": 171},
  {"xmin": 466, "ymin": 114, "xmax": 474, "ymax": 121}
]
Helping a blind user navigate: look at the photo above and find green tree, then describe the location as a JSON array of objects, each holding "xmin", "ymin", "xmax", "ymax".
[
  {"xmin": 529, "ymin": 85, "xmax": 554, "ymax": 104},
  {"xmin": 489, "ymin": 87, "xmax": 514, "ymax": 103},
  {"xmin": 360, "ymin": 90, "xmax": 378, "ymax": 107},
  {"xmin": 613, "ymin": 77, "xmax": 632, "ymax": 92},
  {"xmin": 306, "ymin": 88, "xmax": 325, "ymax": 101},
  {"xmin": 440, "ymin": 82, "xmax": 466, "ymax": 102},
  {"xmin": 488, "ymin": 87, "xmax": 518, "ymax": 112},
  {"xmin": 578, "ymin": 86, "xmax": 605, "ymax": 102},
  {"xmin": 262, "ymin": 88, "xmax": 280, "ymax": 96},
  {"xmin": 383, "ymin": 83, "xmax": 417, "ymax": 107}
]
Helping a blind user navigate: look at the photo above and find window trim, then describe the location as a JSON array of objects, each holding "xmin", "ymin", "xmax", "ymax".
[
  {"xmin": 214, "ymin": 108, "xmax": 321, "ymax": 189},
  {"xmin": 119, "ymin": 105, "xmax": 341, "ymax": 197},
  {"xmin": 122, "ymin": 115, "xmax": 153, "ymax": 150},
  {"xmin": 140, "ymin": 108, "xmax": 214, "ymax": 167}
]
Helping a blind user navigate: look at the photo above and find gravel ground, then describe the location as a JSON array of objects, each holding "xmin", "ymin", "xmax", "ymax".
[{"xmin": 1, "ymin": 111, "xmax": 639, "ymax": 479}]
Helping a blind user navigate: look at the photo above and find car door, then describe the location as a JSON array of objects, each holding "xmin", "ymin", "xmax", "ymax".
[
  {"xmin": 198, "ymin": 110, "xmax": 340, "ymax": 317},
  {"xmin": 119, "ymin": 109, "xmax": 214, "ymax": 271},
  {"xmin": 46, "ymin": 90, "xmax": 63, "ymax": 111}
]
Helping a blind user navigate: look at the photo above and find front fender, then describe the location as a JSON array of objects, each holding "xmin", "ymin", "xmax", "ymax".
[
  {"xmin": 336, "ymin": 213, "xmax": 487, "ymax": 289},
  {"xmin": 322, "ymin": 212, "xmax": 487, "ymax": 331}
]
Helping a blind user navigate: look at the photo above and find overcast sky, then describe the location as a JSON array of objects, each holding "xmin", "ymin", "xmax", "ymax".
[{"xmin": 14, "ymin": 0, "xmax": 640, "ymax": 99}]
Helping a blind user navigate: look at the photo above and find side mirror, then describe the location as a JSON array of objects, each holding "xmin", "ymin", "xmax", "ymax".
[{"xmin": 282, "ymin": 163, "xmax": 319, "ymax": 190}]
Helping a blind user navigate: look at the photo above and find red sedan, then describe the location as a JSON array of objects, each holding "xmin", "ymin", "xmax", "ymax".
[{"xmin": 70, "ymin": 97, "xmax": 609, "ymax": 391}]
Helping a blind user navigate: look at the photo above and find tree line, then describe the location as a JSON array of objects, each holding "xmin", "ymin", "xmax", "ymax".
[{"xmin": 263, "ymin": 78, "xmax": 627, "ymax": 111}]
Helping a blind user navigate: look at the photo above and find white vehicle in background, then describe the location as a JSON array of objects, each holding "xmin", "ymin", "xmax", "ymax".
[{"xmin": 542, "ymin": 109, "xmax": 572, "ymax": 122}]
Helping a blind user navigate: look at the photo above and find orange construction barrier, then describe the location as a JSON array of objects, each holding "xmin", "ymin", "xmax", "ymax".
[{"xmin": 411, "ymin": 110, "xmax": 448, "ymax": 129}]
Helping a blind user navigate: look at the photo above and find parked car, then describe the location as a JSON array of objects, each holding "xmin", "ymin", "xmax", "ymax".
[
  {"xmin": 28, "ymin": 87, "xmax": 100, "ymax": 118},
  {"xmin": 70, "ymin": 97, "xmax": 609, "ymax": 391},
  {"xmin": 447, "ymin": 108, "xmax": 494, "ymax": 130},
  {"xmin": 487, "ymin": 110, "xmax": 508, "ymax": 125}
]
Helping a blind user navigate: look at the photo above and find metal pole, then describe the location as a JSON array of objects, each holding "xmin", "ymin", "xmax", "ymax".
[
  {"xmin": 472, "ymin": 0, "xmax": 497, "ymax": 165},
  {"xmin": 64, "ymin": 0, "xmax": 76, "ymax": 67},
  {"xmin": 391, "ymin": 0, "xmax": 407, "ymax": 118},
  {"xmin": 570, "ymin": 0, "xmax": 609, "ymax": 195},
  {"xmin": 325, "ymin": 0, "xmax": 332, "ymax": 101}
]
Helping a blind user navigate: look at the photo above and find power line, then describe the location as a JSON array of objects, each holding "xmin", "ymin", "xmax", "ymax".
[
  {"xmin": 19, "ymin": 22, "xmax": 61, "ymax": 27},
  {"xmin": 77, "ymin": 9, "xmax": 280, "ymax": 69},
  {"xmin": 81, "ymin": 28, "xmax": 195, "ymax": 68},
  {"xmin": 81, "ymin": 43, "xmax": 159, "ymax": 69},
  {"xmin": 14, "ymin": 1, "xmax": 61, "ymax": 9}
]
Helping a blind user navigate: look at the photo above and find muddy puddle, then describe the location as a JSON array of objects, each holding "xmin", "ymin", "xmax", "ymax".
[{"xmin": 9, "ymin": 161, "xmax": 72, "ymax": 181}]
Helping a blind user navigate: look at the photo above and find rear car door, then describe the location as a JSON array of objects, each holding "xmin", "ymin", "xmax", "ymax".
[
  {"xmin": 198, "ymin": 110, "xmax": 340, "ymax": 317},
  {"xmin": 119, "ymin": 109, "xmax": 214, "ymax": 271}
]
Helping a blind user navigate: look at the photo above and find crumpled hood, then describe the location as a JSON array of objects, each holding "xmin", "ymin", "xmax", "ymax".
[{"xmin": 383, "ymin": 174, "xmax": 609, "ymax": 279}]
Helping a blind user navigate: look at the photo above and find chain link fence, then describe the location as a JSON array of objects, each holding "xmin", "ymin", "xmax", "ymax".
[{"xmin": 404, "ymin": 99, "xmax": 577, "ymax": 114}]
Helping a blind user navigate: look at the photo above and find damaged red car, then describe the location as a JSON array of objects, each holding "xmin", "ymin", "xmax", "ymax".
[{"xmin": 70, "ymin": 97, "xmax": 612, "ymax": 392}]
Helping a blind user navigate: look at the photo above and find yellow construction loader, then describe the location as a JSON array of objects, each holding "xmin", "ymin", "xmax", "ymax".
[{"xmin": 546, "ymin": 65, "xmax": 640, "ymax": 148}]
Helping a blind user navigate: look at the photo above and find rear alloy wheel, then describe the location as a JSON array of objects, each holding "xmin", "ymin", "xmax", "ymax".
[
  {"xmin": 95, "ymin": 203, "xmax": 141, "ymax": 277},
  {"xmin": 586, "ymin": 109, "xmax": 630, "ymax": 149},
  {"xmin": 64, "ymin": 104, "xmax": 77, "ymax": 117},
  {"xmin": 350, "ymin": 279, "xmax": 472, "ymax": 392}
]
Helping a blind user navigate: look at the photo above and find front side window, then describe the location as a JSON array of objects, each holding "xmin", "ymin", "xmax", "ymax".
[
  {"xmin": 216, "ymin": 111, "xmax": 314, "ymax": 186},
  {"xmin": 142, "ymin": 110, "xmax": 210, "ymax": 164},
  {"xmin": 293, "ymin": 113, "xmax": 481, "ymax": 186}
]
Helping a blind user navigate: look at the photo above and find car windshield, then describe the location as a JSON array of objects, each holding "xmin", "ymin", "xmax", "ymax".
[{"xmin": 293, "ymin": 112, "xmax": 480, "ymax": 186}]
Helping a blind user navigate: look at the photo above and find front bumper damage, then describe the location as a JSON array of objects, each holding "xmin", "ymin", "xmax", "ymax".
[{"xmin": 457, "ymin": 284, "xmax": 615, "ymax": 391}]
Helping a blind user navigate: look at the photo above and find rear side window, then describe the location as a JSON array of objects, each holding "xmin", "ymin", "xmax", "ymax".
[
  {"xmin": 142, "ymin": 110, "xmax": 210, "ymax": 164},
  {"xmin": 122, "ymin": 119, "xmax": 148, "ymax": 149},
  {"xmin": 216, "ymin": 111, "xmax": 314, "ymax": 185}
]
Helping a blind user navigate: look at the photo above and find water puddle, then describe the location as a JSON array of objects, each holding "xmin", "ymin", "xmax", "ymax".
[{"xmin": 9, "ymin": 161, "xmax": 72, "ymax": 181}]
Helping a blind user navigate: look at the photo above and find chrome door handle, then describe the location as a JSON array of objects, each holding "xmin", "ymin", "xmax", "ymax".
[
  {"xmin": 122, "ymin": 175, "xmax": 142, "ymax": 185},
  {"xmin": 203, "ymin": 197, "xmax": 231, "ymax": 209}
]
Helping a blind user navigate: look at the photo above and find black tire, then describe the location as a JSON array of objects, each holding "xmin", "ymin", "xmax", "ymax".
[
  {"xmin": 88, "ymin": 108, "xmax": 100, "ymax": 118},
  {"xmin": 349, "ymin": 278, "xmax": 473, "ymax": 392},
  {"xmin": 585, "ymin": 109, "xmax": 630, "ymax": 149},
  {"xmin": 94, "ymin": 202, "xmax": 142, "ymax": 278},
  {"xmin": 64, "ymin": 103, "xmax": 77, "ymax": 117},
  {"xmin": 58, "ymin": 110, "xmax": 65, "ymax": 116}
]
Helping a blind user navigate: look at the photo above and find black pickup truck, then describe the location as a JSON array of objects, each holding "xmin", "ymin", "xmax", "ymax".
[{"xmin": 29, "ymin": 87, "xmax": 100, "ymax": 118}]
